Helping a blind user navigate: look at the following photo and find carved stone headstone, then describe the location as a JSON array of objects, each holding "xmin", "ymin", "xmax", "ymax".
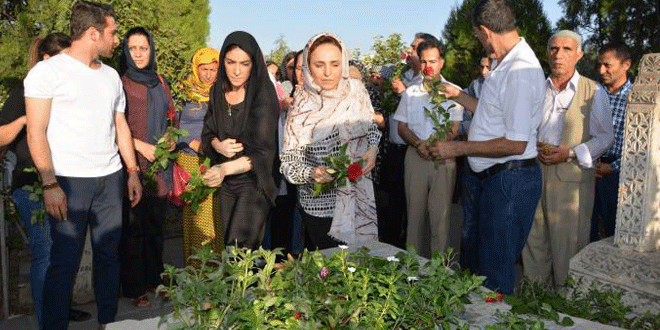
[
  {"xmin": 568, "ymin": 53, "xmax": 660, "ymax": 315},
  {"xmin": 615, "ymin": 53, "xmax": 660, "ymax": 252}
]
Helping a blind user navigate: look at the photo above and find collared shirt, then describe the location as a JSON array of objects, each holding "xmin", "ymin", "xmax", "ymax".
[
  {"xmin": 467, "ymin": 38, "xmax": 546, "ymax": 172},
  {"xmin": 600, "ymin": 79, "xmax": 633, "ymax": 172},
  {"xmin": 389, "ymin": 69, "xmax": 423, "ymax": 145},
  {"xmin": 538, "ymin": 71, "xmax": 613, "ymax": 168},
  {"xmin": 393, "ymin": 76, "xmax": 463, "ymax": 141}
]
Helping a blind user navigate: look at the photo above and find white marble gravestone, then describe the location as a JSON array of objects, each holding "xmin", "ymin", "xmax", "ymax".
[{"xmin": 569, "ymin": 53, "xmax": 660, "ymax": 314}]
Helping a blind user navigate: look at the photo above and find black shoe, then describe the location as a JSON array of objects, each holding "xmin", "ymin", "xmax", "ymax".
[{"xmin": 69, "ymin": 308, "xmax": 92, "ymax": 322}]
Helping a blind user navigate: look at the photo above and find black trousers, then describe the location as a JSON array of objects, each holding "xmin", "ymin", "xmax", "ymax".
[
  {"xmin": 120, "ymin": 195, "xmax": 165, "ymax": 298},
  {"xmin": 220, "ymin": 176, "xmax": 270, "ymax": 250},
  {"xmin": 379, "ymin": 144, "xmax": 408, "ymax": 248},
  {"xmin": 266, "ymin": 185, "xmax": 297, "ymax": 252},
  {"xmin": 300, "ymin": 209, "xmax": 339, "ymax": 250}
]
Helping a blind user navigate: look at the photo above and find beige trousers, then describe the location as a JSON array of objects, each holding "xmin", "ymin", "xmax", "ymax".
[
  {"xmin": 404, "ymin": 147, "xmax": 456, "ymax": 258},
  {"xmin": 522, "ymin": 163, "xmax": 594, "ymax": 287}
]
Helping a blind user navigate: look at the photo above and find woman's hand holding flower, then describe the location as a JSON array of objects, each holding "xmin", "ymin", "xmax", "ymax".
[
  {"xmin": 203, "ymin": 164, "xmax": 226, "ymax": 187},
  {"xmin": 311, "ymin": 166, "xmax": 334, "ymax": 183}
]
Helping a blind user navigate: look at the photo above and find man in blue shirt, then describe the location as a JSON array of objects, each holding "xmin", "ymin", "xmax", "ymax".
[{"xmin": 591, "ymin": 42, "xmax": 633, "ymax": 241}]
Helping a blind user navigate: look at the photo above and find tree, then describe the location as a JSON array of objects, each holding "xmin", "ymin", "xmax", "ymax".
[
  {"xmin": 267, "ymin": 34, "xmax": 290, "ymax": 66},
  {"xmin": 361, "ymin": 33, "xmax": 407, "ymax": 72},
  {"xmin": 558, "ymin": 0, "xmax": 660, "ymax": 76},
  {"xmin": 0, "ymin": 0, "xmax": 210, "ymax": 107},
  {"xmin": 442, "ymin": 0, "xmax": 552, "ymax": 88}
]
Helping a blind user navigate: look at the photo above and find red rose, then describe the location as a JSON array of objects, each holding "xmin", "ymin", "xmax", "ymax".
[
  {"xmin": 401, "ymin": 54, "xmax": 408, "ymax": 61},
  {"xmin": 294, "ymin": 312, "xmax": 301, "ymax": 320},
  {"xmin": 423, "ymin": 66, "xmax": 434, "ymax": 77},
  {"xmin": 485, "ymin": 297, "xmax": 496, "ymax": 303},
  {"xmin": 167, "ymin": 107, "xmax": 175, "ymax": 121},
  {"xmin": 347, "ymin": 162, "xmax": 363, "ymax": 181},
  {"xmin": 199, "ymin": 165, "xmax": 207, "ymax": 174},
  {"xmin": 497, "ymin": 292, "xmax": 504, "ymax": 301}
]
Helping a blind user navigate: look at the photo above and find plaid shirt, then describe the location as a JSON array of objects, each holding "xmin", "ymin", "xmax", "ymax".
[{"xmin": 600, "ymin": 79, "xmax": 633, "ymax": 172}]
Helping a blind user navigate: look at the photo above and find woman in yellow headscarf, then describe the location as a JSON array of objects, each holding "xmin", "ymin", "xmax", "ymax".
[{"xmin": 176, "ymin": 47, "xmax": 222, "ymax": 264}]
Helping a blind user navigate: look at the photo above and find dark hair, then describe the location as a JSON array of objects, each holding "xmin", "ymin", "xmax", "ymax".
[
  {"xmin": 124, "ymin": 26, "xmax": 150, "ymax": 42},
  {"xmin": 599, "ymin": 42, "xmax": 631, "ymax": 63},
  {"xmin": 416, "ymin": 38, "xmax": 445, "ymax": 59},
  {"xmin": 280, "ymin": 51, "xmax": 297, "ymax": 81},
  {"xmin": 290, "ymin": 50, "xmax": 303, "ymax": 97},
  {"xmin": 471, "ymin": 0, "xmax": 517, "ymax": 33},
  {"xmin": 414, "ymin": 32, "xmax": 437, "ymax": 44},
  {"xmin": 307, "ymin": 35, "xmax": 342, "ymax": 67},
  {"xmin": 29, "ymin": 33, "xmax": 71, "ymax": 68},
  {"xmin": 70, "ymin": 1, "xmax": 115, "ymax": 41},
  {"xmin": 266, "ymin": 60, "xmax": 277, "ymax": 67}
]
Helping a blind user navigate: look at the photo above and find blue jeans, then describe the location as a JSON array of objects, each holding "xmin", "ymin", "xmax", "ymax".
[
  {"xmin": 459, "ymin": 162, "xmax": 480, "ymax": 273},
  {"xmin": 13, "ymin": 188, "xmax": 51, "ymax": 328},
  {"xmin": 476, "ymin": 164, "xmax": 541, "ymax": 295},
  {"xmin": 590, "ymin": 172, "xmax": 619, "ymax": 241},
  {"xmin": 42, "ymin": 170, "xmax": 123, "ymax": 330}
]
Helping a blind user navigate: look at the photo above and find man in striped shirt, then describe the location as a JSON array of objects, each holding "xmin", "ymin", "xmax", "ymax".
[{"xmin": 590, "ymin": 42, "xmax": 633, "ymax": 241}]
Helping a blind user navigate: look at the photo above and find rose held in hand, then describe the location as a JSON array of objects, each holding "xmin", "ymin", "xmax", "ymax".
[
  {"xmin": 423, "ymin": 66, "xmax": 434, "ymax": 77},
  {"xmin": 347, "ymin": 162, "xmax": 363, "ymax": 181}
]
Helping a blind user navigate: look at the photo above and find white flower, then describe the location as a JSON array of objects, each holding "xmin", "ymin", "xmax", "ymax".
[
  {"xmin": 338, "ymin": 245, "xmax": 349, "ymax": 250},
  {"xmin": 387, "ymin": 256, "xmax": 400, "ymax": 262},
  {"xmin": 347, "ymin": 267, "xmax": 356, "ymax": 273},
  {"xmin": 407, "ymin": 276, "xmax": 419, "ymax": 282}
]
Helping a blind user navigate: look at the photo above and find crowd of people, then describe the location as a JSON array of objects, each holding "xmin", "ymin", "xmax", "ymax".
[{"xmin": 0, "ymin": 0, "xmax": 636, "ymax": 329}]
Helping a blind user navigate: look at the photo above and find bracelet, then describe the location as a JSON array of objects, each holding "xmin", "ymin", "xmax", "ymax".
[
  {"xmin": 126, "ymin": 166, "xmax": 140, "ymax": 174},
  {"xmin": 42, "ymin": 181, "xmax": 59, "ymax": 190}
]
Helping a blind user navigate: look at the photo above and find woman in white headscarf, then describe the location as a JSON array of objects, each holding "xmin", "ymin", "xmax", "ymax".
[{"xmin": 280, "ymin": 33, "xmax": 381, "ymax": 249}]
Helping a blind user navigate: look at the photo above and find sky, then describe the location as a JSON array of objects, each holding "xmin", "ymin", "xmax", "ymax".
[{"xmin": 208, "ymin": 0, "xmax": 564, "ymax": 58}]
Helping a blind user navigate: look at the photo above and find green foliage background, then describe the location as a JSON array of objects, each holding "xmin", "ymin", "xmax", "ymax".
[
  {"xmin": 0, "ymin": 0, "xmax": 210, "ymax": 107},
  {"xmin": 441, "ymin": 0, "xmax": 552, "ymax": 88},
  {"xmin": 362, "ymin": 33, "xmax": 408, "ymax": 71},
  {"xmin": 557, "ymin": 0, "xmax": 660, "ymax": 78}
]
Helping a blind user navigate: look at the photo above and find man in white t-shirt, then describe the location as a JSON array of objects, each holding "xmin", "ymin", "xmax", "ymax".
[
  {"xmin": 24, "ymin": 2, "xmax": 141, "ymax": 329},
  {"xmin": 393, "ymin": 38, "xmax": 463, "ymax": 258},
  {"xmin": 431, "ymin": 0, "xmax": 545, "ymax": 295}
]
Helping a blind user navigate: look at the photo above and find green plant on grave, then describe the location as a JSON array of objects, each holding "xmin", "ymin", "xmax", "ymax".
[
  {"xmin": 506, "ymin": 277, "xmax": 660, "ymax": 329},
  {"xmin": 158, "ymin": 246, "xmax": 485, "ymax": 329}
]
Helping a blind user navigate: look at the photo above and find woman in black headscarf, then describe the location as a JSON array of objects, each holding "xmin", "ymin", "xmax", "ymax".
[
  {"xmin": 201, "ymin": 31, "xmax": 279, "ymax": 250},
  {"xmin": 119, "ymin": 26, "xmax": 174, "ymax": 307}
]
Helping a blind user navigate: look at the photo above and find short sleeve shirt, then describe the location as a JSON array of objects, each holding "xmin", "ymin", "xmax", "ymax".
[
  {"xmin": 24, "ymin": 53, "xmax": 125, "ymax": 177},
  {"xmin": 393, "ymin": 77, "xmax": 463, "ymax": 141},
  {"xmin": 467, "ymin": 38, "xmax": 545, "ymax": 172}
]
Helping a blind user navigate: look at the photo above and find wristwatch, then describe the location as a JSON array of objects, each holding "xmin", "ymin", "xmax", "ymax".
[{"xmin": 566, "ymin": 149, "xmax": 576, "ymax": 162}]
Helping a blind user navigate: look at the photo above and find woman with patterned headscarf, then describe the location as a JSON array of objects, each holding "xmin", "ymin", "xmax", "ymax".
[
  {"xmin": 175, "ymin": 47, "xmax": 223, "ymax": 265},
  {"xmin": 280, "ymin": 33, "xmax": 381, "ymax": 249}
]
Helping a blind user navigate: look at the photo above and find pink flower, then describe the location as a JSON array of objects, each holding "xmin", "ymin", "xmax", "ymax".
[
  {"xmin": 294, "ymin": 312, "xmax": 301, "ymax": 320},
  {"xmin": 319, "ymin": 266, "xmax": 328, "ymax": 279}
]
